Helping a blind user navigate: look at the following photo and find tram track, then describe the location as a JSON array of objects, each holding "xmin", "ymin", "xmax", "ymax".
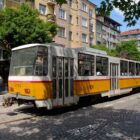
[
  {"xmin": 0, "ymin": 110, "xmax": 20, "ymax": 115},
  {"xmin": 0, "ymin": 116, "xmax": 35, "ymax": 125},
  {"xmin": 0, "ymin": 106, "xmax": 18, "ymax": 116},
  {"xmin": 0, "ymin": 111, "xmax": 12, "ymax": 115},
  {"xmin": 0, "ymin": 105, "xmax": 38, "ymax": 125}
]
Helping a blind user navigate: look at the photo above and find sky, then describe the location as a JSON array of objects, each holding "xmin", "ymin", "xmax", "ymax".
[{"xmin": 91, "ymin": 0, "xmax": 140, "ymax": 32}]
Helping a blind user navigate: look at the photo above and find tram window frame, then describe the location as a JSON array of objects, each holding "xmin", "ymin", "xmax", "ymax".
[
  {"xmin": 120, "ymin": 60, "xmax": 128, "ymax": 76},
  {"xmin": 96, "ymin": 56, "xmax": 108, "ymax": 76},
  {"xmin": 70, "ymin": 58, "xmax": 74, "ymax": 77},
  {"xmin": 10, "ymin": 46, "xmax": 48, "ymax": 76},
  {"xmin": 34, "ymin": 46, "xmax": 48, "ymax": 76},
  {"xmin": 52, "ymin": 56, "xmax": 57, "ymax": 77},
  {"xmin": 129, "ymin": 62, "xmax": 135, "ymax": 76},
  {"xmin": 136, "ymin": 63, "xmax": 140, "ymax": 76},
  {"xmin": 78, "ymin": 53, "xmax": 95, "ymax": 76}
]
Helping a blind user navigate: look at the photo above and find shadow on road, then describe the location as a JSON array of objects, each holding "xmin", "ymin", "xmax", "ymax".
[
  {"xmin": 0, "ymin": 91, "xmax": 140, "ymax": 140},
  {"xmin": 0, "ymin": 103, "xmax": 140, "ymax": 140},
  {"xmin": 13, "ymin": 91, "xmax": 139, "ymax": 117}
]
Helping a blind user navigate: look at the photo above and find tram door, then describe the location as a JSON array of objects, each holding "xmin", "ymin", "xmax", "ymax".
[
  {"xmin": 52, "ymin": 56, "xmax": 74, "ymax": 106},
  {"xmin": 110, "ymin": 63, "xmax": 119, "ymax": 95}
]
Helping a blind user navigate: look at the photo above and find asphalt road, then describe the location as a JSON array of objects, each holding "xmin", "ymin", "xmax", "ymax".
[{"xmin": 0, "ymin": 92, "xmax": 140, "ymax": 140}]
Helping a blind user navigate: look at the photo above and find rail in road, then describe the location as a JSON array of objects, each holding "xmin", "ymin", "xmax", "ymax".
[{"xmin": 0, "ymin": 92, "xmax": 140, "ymax": 126}]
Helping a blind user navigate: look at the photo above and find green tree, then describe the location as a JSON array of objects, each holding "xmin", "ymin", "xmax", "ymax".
[
  {"xmin": 98, "ymin": 0, "xmax": 140, "ymax": 26},
  {"xmin": 91, "ymin": 44, "xmax": 116, "ymax": 56},
  {"xmin": 57, "ymin": 0, "xmax": 140, "ymax": 26},
  {"xmin": 0, "ymin": 4, "xmax": 57, "ymax": 49},
  {"xmin": 114, "ymin": 40, "xmax": 140, "ymax": 60},
  {"xmin": 91, "ymin": 41, "xmax": 140, "ymax": 61},
  {"xmin": 55, "ymin": 0, "xmax": 67, "ymax": 6}
]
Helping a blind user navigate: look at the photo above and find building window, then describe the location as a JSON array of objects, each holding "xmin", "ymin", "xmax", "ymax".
[
  {"xmin": 81, "ymin": 2, "xmax": 87, "ymax": 12},
  {"xmin": 68, "ymin": 0, "xmax": 72, "ymax": 7},
  {"xmin": 89, "ymin": 9, "xmax": 93, "ymax": 17},
  {"xmin": 39, "ymin": 4, "xmax": 46, "ymax": 15},
  {"xmin": 89, "ymin": 37, "xmax": 93, "ymax": 46},
  {"xmin": 78, "ymin": 53, "xmax": 95, "ymax": 76},
  {"xmin": 69, "ymin": 31, "xmax": 73, "ymax": 41},
  {"xmin": 89, "ymin": 24, "xmax": 94, "ymax": 32},
  {"xmin": 77, "ymin": 17, "xmax": 79, "ymax": 25},
  {"xmin": 0, "ymin": 0, "xmax": 4, "ymax": 9},
  {"xmin": 82, "ymin": 17, "xmax": 87, "ymax": 27},
  {"xmin": 69, "ymin": 15, "xmax": 73, "ymax": 24},
  {"xmin": 82, "ymin": 33, "xmax": 87, "ymax": 43},
  {"xmin": 58, "ymin": 27, "xmax": 66, "ymax": 38},
  {"xmin": 59, "ymin": 9, "xmax": 66, "ymax": 19}
]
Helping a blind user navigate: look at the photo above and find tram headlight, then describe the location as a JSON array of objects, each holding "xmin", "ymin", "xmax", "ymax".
[
  {"xmin": 25, "ymin": 89, "xmax": 30, "ymax": 94},
  {"xmin": 9, "ymin": 87, "xmax": 14, "ymax": 92}
]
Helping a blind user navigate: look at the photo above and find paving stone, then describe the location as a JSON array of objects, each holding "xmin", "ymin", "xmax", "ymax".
[{"xmin": 0, "ymin": 93, "xmax": 140, "ymax": 140}]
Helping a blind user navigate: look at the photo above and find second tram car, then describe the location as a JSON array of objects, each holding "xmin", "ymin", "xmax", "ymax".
[{"xmin": 8, "ymin": 43, "xmax": 140, "ymax": 109}]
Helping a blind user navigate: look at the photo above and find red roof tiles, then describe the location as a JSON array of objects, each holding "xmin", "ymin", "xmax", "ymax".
[{"xmin": 121, "ymin": 29, "xmax": 140, "ymax": 36}]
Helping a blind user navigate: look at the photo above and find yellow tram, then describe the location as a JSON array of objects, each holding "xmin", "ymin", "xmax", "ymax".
[{"xmin": 8, "ymin": 43, "xmax": 140, "ymax": 109}]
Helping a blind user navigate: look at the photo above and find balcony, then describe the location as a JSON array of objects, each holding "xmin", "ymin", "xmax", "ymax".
[
  {"xmin": 46, "ymin": 14, "xmax": 56, "ymax": 22},
  {"xmin": 47, "ymin": 0, "xmax": 55, "ymax": 6},
  {"xmin": 89, "ymin": 33, "xmax": 94, "ymax": 38}
]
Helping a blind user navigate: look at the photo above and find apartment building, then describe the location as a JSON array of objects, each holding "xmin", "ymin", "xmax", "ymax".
[
  {"xmin": 96, "ymin": 15, "xmax": 121, "ymax": 49},
  {"xmin": 121, "ymin": 29, "xmax": 140, "ymax": 51},
  {"xmin": 54, "ymin": 0, "xmax": 96, "ymax": 48},
  {"xmin": 3, "ymin": 0, "xmax": 96, "ymax": 48}
]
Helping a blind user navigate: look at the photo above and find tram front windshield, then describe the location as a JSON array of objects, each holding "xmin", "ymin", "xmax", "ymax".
[{"xmin": 9, "ymin": 46, "xmax": 48, "ymax": 76}]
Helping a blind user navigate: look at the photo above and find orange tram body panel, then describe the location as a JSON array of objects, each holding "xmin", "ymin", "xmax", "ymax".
[
  {"xmin": 119, "ymin": 78, "xmax": 140, "ymax": 89},
  {"xmin": 74, "ymin": 79, "xmax": 110, "ymax": 96},
  {"xmin": 8, "ymin": 44, "xmax": 140, "ymax": 110},
  {"xmin": 8, "ymin": 80, "xmax": 53, "ymax": 100}
]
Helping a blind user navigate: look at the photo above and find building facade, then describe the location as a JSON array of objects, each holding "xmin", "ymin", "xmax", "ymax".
[
  {"xmin": 54, "ymin": 0, "xmax": 96, "ymax": 48},
  {"xmin": 35, "ymin": 0, "xmax": 96, "ymax": 48},
  {"xmin": 96, "ymin": 15, "xmax": 121, "ymax": 49},
  {"xmin": 3, "ymin": 0, "xmax": 96, "ymax": 48},
  {"xmin": 121, "ymin": 29, "xmax": 140, "ymax": 51}
]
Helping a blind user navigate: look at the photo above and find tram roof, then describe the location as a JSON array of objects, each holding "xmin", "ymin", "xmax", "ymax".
[
  {"xmin": 12, "ymin": 43, "xmax": 67, "ymax": 51},
  {"xmin": 12, "ymin": 43, "xmax": 43, "ymax": 51},
  {"xmin": 75, "ymin": 47, "xmax": 107, "ymax": 55},
  {"xmin": 12, "ymin": 44, "xmax": 107, "ymax": 56}
]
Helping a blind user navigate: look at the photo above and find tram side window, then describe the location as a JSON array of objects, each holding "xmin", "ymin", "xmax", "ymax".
[
  {"xmin": 129, "ymin": 62, "xmax": 135, "ymax": 76},
  {"xmin": 34, "ymin": 47, "xmax": 48, "ymax": 76},
  {"xmin": 136, "ymin": 63, "xmax": 140, "ymax": 76},
  {"xmin": 96, "ymin": 56, "xmax": 108, "ymax": 76},
  {"xmin": 78, "ymin": 53, "xmax": 94, "ymax": 76},
  {"xmin": 120, "ymin": 60, "xmax": 128, "ymax": 76}
]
